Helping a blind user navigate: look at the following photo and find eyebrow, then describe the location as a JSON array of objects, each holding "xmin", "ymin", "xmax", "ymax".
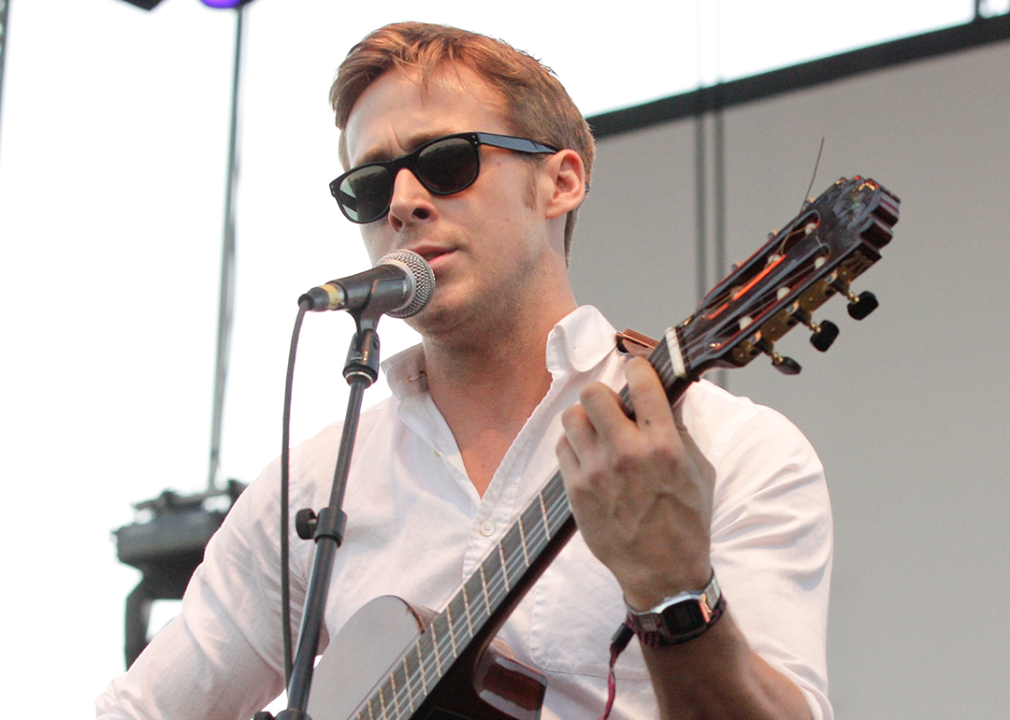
[{"xmin": 354, "ymin": 129, "xmax": 458, "ymax": 166}]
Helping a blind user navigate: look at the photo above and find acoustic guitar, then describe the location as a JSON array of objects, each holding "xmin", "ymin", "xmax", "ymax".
[{"xmin": 305, "ymin": 176, "xmax": 900, "ymax": 720}]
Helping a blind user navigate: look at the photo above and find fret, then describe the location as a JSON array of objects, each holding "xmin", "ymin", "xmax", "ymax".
[
  {"xmin": 501, "ymin": 524, "xmax": 527, "ymax": 586},
  {"xmin": 460, "ymin": 584, "xmax": 475, "ymax": 637},
  {"xmin": 481, "ymin": 545, "xmax": 506, "ymax": 608},
  {"xmin": 497, "ymin": 544, "xmax": 511, "ymax": 592},
  {"xmin": 464, "ymin": 571, "xmax": 489, "ymax": 626},
  {"xmin": 445, "ymin": 602, "xmax": 459, "ymax": 655},
  {"xmin": 415, "ymin": 640, "xmax": 429, "ymax": 695},
  {"xmin": 447, "ymin": 588, "xmax": 472, "ymax": 646},
  {"xmin": 517, "ymin": 515, "xmax": 531, "ymax": 566},
  {"xmin": 478, "ymin": 564, "xmax": 493, "ymax": 614},
  {"xmin": 377, "ymin": 683, "xmax": 388, "ymax": 720},
  {"xmin": 416, "ymin": 627, "xmax": 436, "ymax": 690},
  {"xmin": 429, "ymin": 616, "xmax": 443, "ymax": 677},
  {"xmin": 538, "ymin": 492, "xmax": 551, "ymax": 539},
  {"xmin": 541, "ymin": 475, "xmax": 568, "ymax": 534},
  {"xmin": 401, "ymin": 655, "xmax": 417, "ymax": 711},
  {"xmin": 366, "ymin": 695, "xmax": 376, "ymax": 720},
  {"xmin": 389, "ymin": 671, "xmax": 402, "ymax": 720},
  {"xmin": 521, "ymin": 501, "xmax": 548, "ymax": 555},
  {"xmin": 436, "ymin": 612, "xmax": 457, "ymax": 676}
]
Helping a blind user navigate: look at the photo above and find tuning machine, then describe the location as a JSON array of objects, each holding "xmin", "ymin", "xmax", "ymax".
[
  {"xmin": 830, "ymin": 279, "xmax": 878, "ymax": 320},
  {"xmin": 791, "ymin": 308, "xmax": 839, "ymax": 352},
  {"xmin": 755, "ymin": 339, "xmax": 801, "ymax": 375}
]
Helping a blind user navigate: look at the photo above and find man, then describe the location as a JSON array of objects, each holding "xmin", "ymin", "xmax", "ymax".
[{"xmin": 97, "ymin": 22, "xmax": 831, "ymax": 720}]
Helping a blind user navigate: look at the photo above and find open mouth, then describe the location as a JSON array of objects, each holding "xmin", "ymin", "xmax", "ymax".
[{"xmin": 415, "ymin": 247, "xmax": 454, "ymax": 267}]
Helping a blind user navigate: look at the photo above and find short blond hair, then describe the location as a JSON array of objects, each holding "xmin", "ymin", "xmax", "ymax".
[{"xmin": 330, "ymin": 22, "xmax": 595, "ymax": 256}]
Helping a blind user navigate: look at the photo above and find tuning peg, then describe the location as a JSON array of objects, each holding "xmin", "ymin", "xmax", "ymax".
[
  {"xmin": 847, "ymin": 291, "xmax": 878, "ymax": 320},
  {"xmin": 772, "ymin": 355, "xmax": 802, "ymax": 375},
  {"xmin": 831, "ymin": 279, "xmax": 879, "ymax": 320},
  {"xmin": 810, "ymin": 319, "xmax": 839, "ymax": 352},
  {"xmin": 792, "ymin": 309, "xmax": 840, "ymax": 352},
  {"xmin": 756, "ymin": 339, "xmax": 802, "ymax": 375}
]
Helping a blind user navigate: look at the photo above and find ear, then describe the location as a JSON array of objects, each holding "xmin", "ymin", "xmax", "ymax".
[{"xmin": 542, "ymin": 149, "xmax": 587, "ymax": 220}]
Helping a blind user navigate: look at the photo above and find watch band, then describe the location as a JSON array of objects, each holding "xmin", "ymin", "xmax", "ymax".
[{"xmin": 624, "ymin": 570, "xmax": 725, "ymax": 647}]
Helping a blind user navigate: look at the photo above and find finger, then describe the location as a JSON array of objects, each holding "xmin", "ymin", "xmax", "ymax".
[
  {"xmin": 577, "ymin": 380, "xmax": 636, "ymax": 444},
  {"xmin": 559, "ymin": 403, "xmax": 597, "ymax": 459},
  {"xmin": 624, "ymin": 357, "xmax": 677, "ymax": 434},
  {"xmin": 555, "ymin": 434, "xmax": 580, "ymax": 474}
]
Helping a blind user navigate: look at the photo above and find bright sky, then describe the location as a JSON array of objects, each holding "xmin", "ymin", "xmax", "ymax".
[{"xmin": 0, "ymin": 0, "xmax": 990, "ymax": 716}]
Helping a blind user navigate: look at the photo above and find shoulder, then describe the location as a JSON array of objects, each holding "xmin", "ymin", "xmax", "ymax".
[
  {"xmin": 680, "ymin": 379, "xmax": 809, "ymax": 455},
  {"xmin": 225, "ymin": 395, "xmax": 400, "ymax": 533},
  {"xmin": 680, "ymin": 379, "xmax": 826, "ymax": 509}
]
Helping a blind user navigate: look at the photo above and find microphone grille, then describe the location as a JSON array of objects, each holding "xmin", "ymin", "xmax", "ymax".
[{"xmin": 377, "ymin": 250, "xmax": 436, "ymax": 318}]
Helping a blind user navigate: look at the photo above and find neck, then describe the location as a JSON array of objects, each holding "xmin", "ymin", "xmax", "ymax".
[{"xmin": 420, "ymin": 292, "xmax": 577, "ymax": 496}]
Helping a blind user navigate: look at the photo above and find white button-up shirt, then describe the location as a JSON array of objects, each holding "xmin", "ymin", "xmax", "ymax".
[{"xmin": 96, "ymin": 305, "xmax": 833, "ymax": 720}]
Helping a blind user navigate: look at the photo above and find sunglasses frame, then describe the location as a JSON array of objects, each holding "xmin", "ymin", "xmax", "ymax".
[{"xmin": 330, "ymin": 132, "xmax": 560, "ymax": 224}]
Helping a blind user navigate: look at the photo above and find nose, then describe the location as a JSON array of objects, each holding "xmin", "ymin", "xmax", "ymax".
[{"xmin": 387, "ymin": 167, "xmax": 436, "ymax": 231}]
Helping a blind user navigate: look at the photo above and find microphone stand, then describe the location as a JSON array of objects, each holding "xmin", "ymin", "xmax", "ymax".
[{"xmin": 268, "ymin": 305, "xmax": 383, "ymax": 720}]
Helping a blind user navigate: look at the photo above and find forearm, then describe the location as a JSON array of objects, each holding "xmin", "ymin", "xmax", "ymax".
[{"xmin": 641, "ymin": 611, "xmax": 811, "ymax": 720}]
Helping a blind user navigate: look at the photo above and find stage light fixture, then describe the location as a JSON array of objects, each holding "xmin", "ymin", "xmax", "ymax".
[
  {"xmin": 116, "ymin": 0, "xmax": 255, "ymax": 10},
  {"xmin": 201, "ymin": 0, "xmax": 252, "ymax": 8}
]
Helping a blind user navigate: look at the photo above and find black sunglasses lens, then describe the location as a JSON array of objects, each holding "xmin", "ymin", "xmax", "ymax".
[
  {"xmin": 416, "ymin": 137, "xmax": 479, "ymax": 194},
  {"xmin": 338, "ymin": 165, "xmax": 392, "ymax": 223}
]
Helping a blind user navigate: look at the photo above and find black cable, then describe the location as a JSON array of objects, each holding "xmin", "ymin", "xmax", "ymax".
[{"xmin": 281, "ymin": 299, "xmax": 310, "ymax": 685}]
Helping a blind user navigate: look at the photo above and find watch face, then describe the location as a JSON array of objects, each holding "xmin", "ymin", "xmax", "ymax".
[{"xmin": 661, "ymin": 599, "xmax": 706, "ymax": 633}]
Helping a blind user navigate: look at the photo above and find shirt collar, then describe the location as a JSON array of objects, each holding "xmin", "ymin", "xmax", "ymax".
[
  {"xmin": 545, "ymin": 304, "xmax": 618, "ymax": 374},
  {"xmin": 381, "ymin": 305, "xmax": 618, "ymax": 400}
]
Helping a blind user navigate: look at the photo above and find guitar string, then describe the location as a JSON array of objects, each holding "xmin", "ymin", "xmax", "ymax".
[
  {"xmin": 352, "ymin": 475, "xmax": 568, "ymax": 720},
  {"xmin": 672, "ymin": 253, "xmax": 830, "ymax": 365},
  {"xmin": 680, "ymin": 184, "xmax": 895, "ymax": 363},
  {"xmin": 675, "ymin": 198, "xmax": 869, "ymax": 362},
  {"xmin": 379, "ymin": 527, "xmax": 540, "ymax": 719},
  {"xmin": 369, "ymin": 408, "xmax": 709, "ymax": 720}
]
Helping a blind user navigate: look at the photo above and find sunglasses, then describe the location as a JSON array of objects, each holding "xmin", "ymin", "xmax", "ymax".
[{"xmin": 330, "ymin": 132, "xmax": 560, "ymax": 224}]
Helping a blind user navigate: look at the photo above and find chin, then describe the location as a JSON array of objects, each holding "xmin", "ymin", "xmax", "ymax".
[{"xmin": 404, "ymin": 291, "xmax": 484, "ymax": 342}]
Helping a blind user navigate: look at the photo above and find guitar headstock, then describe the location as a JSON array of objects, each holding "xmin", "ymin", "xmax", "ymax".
[{"xmin": 674, "ymin": 176, "xmax": 899, "ymax": 380}]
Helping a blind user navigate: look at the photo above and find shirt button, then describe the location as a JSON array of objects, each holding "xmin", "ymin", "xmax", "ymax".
[{"xmin": 479, "ymin": 521, "xmax": 496, "ymax": 537}]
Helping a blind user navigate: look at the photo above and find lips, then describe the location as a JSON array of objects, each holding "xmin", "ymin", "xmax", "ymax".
[{"xmin": 410, "ymin": 245, "xmax": 455, "ymax": 270}]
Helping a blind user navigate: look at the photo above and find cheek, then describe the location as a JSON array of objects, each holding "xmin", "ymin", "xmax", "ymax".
[{"xmin": 360, "ymin": 227, "xmax": 388, "ymax": 263}]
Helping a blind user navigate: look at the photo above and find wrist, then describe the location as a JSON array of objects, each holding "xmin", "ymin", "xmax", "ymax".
[
  {"xmin": 623, "ymin": 569, "xmax": 725, "ymax": 647},
  {"xmin": 622, "ymin": 561, "xmax": 713, "ymax": 611}
]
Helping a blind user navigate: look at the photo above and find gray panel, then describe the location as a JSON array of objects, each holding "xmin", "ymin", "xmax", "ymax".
[
  {"xmin": 576, "ymin": 40, "xmax": 1010, "ymax": 719},
  {"xmin": 569, "ymin": 121, "xmax": 698, "ymax": 336}
]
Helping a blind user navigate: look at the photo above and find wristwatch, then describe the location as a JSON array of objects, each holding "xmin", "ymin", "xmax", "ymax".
[{"xmin": 623, "ymin": 571, "xmax": 725, "ymax": 647}]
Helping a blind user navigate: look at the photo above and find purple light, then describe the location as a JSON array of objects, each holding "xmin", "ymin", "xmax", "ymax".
[{"xmin": 200, "ymin": 0, "xmax": 242, "ymax": 8}]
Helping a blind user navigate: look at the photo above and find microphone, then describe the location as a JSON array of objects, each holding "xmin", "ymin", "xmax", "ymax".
[{"xmin": 300, "ymin": 250, "xmax": 436, "ymax": 318}]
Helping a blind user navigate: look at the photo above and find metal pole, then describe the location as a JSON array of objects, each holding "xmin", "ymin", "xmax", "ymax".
[
  {"xmin": 0, "ymin": 0, "xmax": 11, "ymax": 170},
  {"xmin": 209, "ymin": 5, "xmax": 245, "ymax": 491}
]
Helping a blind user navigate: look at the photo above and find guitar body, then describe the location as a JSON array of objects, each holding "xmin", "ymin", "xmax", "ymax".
[{"xmin": 307, "ymin": 596, "xmax": 547, "ymax": 720}]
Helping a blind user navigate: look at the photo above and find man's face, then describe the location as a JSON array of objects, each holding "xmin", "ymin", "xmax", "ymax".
[{"xmin": 342, "ymin": 64, "xmax": 570, "ymax": 339}]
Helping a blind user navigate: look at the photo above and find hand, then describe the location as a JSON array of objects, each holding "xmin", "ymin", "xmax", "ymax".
[{"xmin": 556, "ymin": 357, "xmax": 715, "ymax": 609}]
